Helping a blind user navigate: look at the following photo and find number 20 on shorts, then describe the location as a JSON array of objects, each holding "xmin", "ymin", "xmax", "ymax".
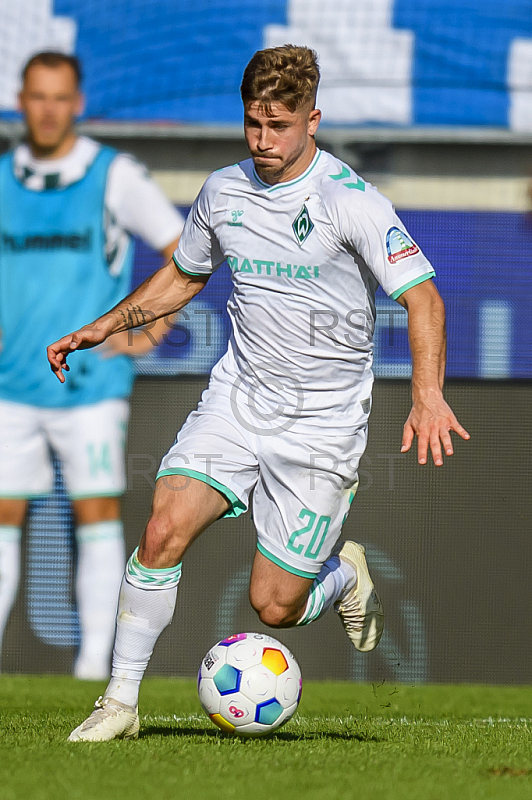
[{"xmin": 287, "ymin": 508, "xmax": 331, "ymax": 560}]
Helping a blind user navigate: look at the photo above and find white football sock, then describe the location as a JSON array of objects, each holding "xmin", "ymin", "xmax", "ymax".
[
  {"xmin": 0, "ymin": 526, "xmax": 22, "ymax": 662},
  {"xmin": 104, "ymin": 549, "xmax": 181, "ymax": 708},
  {"xmin": 74, "ymin": 521, "xmax": 125, "ymax": 680},
  {"xmin": 296, "ymin": 551, "xmax": 356, "ymax": 626}
]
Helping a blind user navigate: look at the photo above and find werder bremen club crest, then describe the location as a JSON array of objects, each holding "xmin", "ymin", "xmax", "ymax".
[{"xmin": 292, "ymin": 204, "xmax": 314, "ymax": 245}]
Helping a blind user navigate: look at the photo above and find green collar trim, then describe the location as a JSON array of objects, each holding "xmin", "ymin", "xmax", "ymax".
[{"xmin": 253, "ymin": 149, "xmax": 322, "ymax": 192}]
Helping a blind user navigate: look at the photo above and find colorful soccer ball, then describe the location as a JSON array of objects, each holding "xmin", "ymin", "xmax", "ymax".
[{"xmin": 198, "ymin": 632, "xmax": 302, "ymax": 737}]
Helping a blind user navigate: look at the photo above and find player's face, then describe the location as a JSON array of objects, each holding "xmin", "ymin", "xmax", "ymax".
[
  {"xmin": 18, "ymin": 64, "xmax": 84, "ymax": 158},
  {"xmin": 244, "ymin": 101, "xmax": 321, "ymax": 185}
]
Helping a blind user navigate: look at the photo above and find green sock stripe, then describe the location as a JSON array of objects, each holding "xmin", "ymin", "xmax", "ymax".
[
  {"xmin": 297, "ymin": 580, "xmax": 326, "ymax": 626},
  {"xmin": 126, "ymin": 548, "xmax": 182, "ymax": 588},
  {"xmin": 76, "ymin": 521, "xmax": 123, "ymax": 544},
  {"xmin": 305, "ymin": 582, "xmax": 325, "ymax": 624},
  {"xmin": 0, "ymin": 525, "xmax": 22, "ymax": 543}
]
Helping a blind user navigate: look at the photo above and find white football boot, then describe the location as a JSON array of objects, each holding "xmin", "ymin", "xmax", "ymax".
[
  {"xmin": 68, "ymin": 696, "xmax": 139, "ymax": 742},
  {"xmin": 334, "ymin": 540, "xmax": 384, "ymax": 652}
]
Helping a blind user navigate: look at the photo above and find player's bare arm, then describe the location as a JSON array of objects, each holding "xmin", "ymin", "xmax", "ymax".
[
  {"xmin": 396, "ymin": 279, "xmax": 470, "ymax": 466},
  {"xmin": 47, "ymin": 258, "xmax": 208, "ymax": 382},
  {"xmin": 103, "ymin": 237, "xmax": 181, "ymax": 357}
]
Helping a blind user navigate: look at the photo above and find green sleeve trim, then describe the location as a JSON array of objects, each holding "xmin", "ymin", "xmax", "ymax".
[
  {"xmin": 390, "ymin": 271, "xmax": 435, "ymax": 301},
  {"xmin": 256, "ymin": 542, "xmax": 318, "ymax": 580},
  {"xmin": 156, "ymin": 468, "xmax": 247, "ymax": 518},
  {"xmin": 172, "ymin": 254, "xmax": 207, "ymax": 277}
]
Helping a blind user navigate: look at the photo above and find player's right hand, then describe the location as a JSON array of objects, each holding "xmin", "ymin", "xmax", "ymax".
[{"xmin": 47, "ymin": 325, "xmax": 108, "ymax": 382}]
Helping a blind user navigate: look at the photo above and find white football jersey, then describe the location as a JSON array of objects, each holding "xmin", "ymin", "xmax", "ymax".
[{"xmin": 174, "ymin": 149, "xmax": 434, "ymax": 432}]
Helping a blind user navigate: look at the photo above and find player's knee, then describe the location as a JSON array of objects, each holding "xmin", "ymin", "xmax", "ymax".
[
  {"xmin": 143, "ymin": 513, "xmax": 185, "ymax": 562},
  {"xmin": 254, "ymin": 601, "xmax": 299, "ymax": 629},
  {"xmin": 145, "ymin": 512, "xmax": 170, "ymax": 542}
]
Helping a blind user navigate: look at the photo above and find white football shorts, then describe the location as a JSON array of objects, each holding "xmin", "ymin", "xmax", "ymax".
[
  {"xmin": 157, "ymin": 385, "xmax": 368, "ymax": 579},
  {"xmin": 0, "ymin": 398, "xmax": 129, "ymax": 499}
]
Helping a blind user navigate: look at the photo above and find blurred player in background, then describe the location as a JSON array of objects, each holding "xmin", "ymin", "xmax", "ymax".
[
  {"xmin": 49, "ymin": 45, "xmax": 469, "ymax": 740},
  {"xmin": 0, "ymin": 52, "xmax": 184, "ymax": 679}
]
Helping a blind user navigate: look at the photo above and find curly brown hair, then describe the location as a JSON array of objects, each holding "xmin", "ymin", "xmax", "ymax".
[{"xmin": 241, "ymin": 45, "xmax": 320, "ymax": 115}]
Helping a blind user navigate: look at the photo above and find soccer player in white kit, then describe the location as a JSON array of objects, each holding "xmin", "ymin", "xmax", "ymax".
[{"xmin": 49, "ymin": 45, "xmax": 470, "ymax": 741}]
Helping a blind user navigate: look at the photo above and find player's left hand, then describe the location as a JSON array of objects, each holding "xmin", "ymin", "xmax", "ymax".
[
  {"xmin": 401, "ymin": 393, "xmax": 470, "ymax": 466},
  {"xmin": 47, "ymin": 321, "xmax": 110, "ymax": 382}
]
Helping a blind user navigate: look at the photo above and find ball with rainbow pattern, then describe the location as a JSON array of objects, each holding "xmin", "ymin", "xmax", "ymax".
[{"xmin": 198, "ymin": 633, "xmax": 302, "ymax": 737}]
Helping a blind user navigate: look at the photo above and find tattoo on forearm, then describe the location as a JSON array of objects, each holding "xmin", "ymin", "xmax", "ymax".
[{"xmin": 118, "ymin": 305, "xmax": 151, "ymax": 329}]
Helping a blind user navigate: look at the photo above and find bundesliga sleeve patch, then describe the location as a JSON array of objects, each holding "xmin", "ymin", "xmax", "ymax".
[{"xmin": 386, "ymin": 227, "xmax": 420, "ymax": 264}]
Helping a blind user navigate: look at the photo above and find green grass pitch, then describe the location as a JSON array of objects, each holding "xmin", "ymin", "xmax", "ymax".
[{"xmin": 1, "ymin": 676, "xmax": 532, "ymax": 800}]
